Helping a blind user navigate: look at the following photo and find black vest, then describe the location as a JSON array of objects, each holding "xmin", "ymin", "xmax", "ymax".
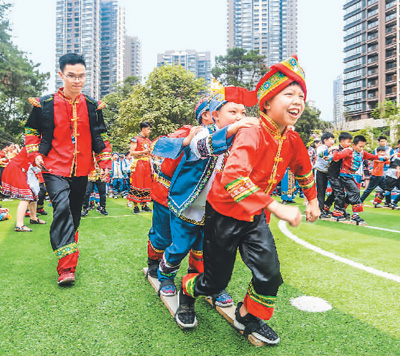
[{"xmin": 38, "ymin": 94, "xmax": 106, "ymax": 156}]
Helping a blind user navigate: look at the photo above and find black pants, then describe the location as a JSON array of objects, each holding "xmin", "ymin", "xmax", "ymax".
[
  {"xmin": 194, "ymin": 203, "xmax": 283, "ymax": 298},
  {"xmin": 83, "ymin": 180, "xmax": 106, "ymax": 209},
  {"xmin": 37, "ymin": 182, "xmax": 47, "ymax": 207},
  {"xmin": 315, "ymin": 170, "xmax": 329, "ymax": 211},
  {"xmin": 385, "ymin": 176, "xmax": 400, "ymax": 204},
  {"xmin": 44, "ymin": 174, "xmax": 88, "ymax": 251},
  {"xmin": 328, "ymin": 175, "xmax": 346, "ymax": 212},
  {"xmin": 360, "ymin": 175, "xmax": 385, "ymax": 203},
  {"xmin": 340, "ymin": 176, "xmax": 361, "ymax": 206}
]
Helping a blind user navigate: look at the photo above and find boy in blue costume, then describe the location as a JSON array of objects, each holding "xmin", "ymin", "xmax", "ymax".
[{"xmin": 152, "ymin": 89, "xmax": 259, "ymax": 307}]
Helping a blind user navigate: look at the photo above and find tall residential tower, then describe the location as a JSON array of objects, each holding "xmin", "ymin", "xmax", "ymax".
[
  {"xmin": 100, "ymin": 0, "xmax": 126, "ymax": 97},
  {"xmin": 55, "ymin": 0, "xmax": 126, "ymax": 98},
  {"xmin": 343, "ymin": 0, "xmax": 399, "ymax": 120},
  {"xmin": 125, "ymin": 36, "xmax": 142, "ymax": 82},
  {"xmin": 227, "ymin": 0, "xmax": 297, "ymax": 67},
  {"xmin": 157, "ymin": 50, "xmax": 212, "ymax": 84}
]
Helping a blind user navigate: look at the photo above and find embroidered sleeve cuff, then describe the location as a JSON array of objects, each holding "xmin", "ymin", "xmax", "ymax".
[
  {"xmin": 294, "ymin": 171, "xmax": 315, "ymax": 190},
  {"xmin": 225, "ymin": 177, "xmax": 260, "ymax": 203}
]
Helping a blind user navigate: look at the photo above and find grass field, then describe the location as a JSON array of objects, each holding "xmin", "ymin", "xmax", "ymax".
[{"xmin": 0, "ymin": 197, "xmax": 399, "ymax": 355}]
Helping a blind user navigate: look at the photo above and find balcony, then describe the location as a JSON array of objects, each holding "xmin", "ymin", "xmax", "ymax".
[
  {"xmin": 367, "ymin": 0, "xmax": 378, "ymax": 6},
  {"xmin": 386, "ymin": 1, "xmax": 396, "ymax": 10},
  {"xmin": 367, "ymin": 81, "xmax": 378, "ymax": 89}
]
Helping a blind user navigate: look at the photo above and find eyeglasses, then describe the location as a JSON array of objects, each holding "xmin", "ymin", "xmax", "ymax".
[{"xmin": 63, "ymin": 73, "xmax": 86, "ymax": 82}]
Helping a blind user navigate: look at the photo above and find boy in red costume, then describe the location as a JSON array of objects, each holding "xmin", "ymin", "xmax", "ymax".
[
  {"xmin": 24, "ymin": 53, "xmax": 112, "ymax": 285},
  {"xmin": 176, "ymin": 56, "xmax": 320, "ymax": 344}
]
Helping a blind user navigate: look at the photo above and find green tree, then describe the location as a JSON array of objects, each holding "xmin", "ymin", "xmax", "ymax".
[
  {"xmin": 295, "ymin": 103, "xmax": 333, "ymax": 144},
  {"xmin": 212, "ymin": 48, "xmax": 269, "ymax": 89},
  {"xmin": 102, "ymin": 76, "xmax": 140, "ymax": 152},
  {"xmin": 0, "ymin": 2, "xmax": 49, "ymax": 143},
  {"xmin": 115, "ymin": 65, "xmax": 206, "ymax": 146},
  {"xmin": 370, "ymin": 99, "xmax": 400, "ymax": 145}
]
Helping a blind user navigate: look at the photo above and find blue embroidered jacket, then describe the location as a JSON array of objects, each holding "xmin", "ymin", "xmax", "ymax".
[{"xmin": 152, "ymin": 124, "xmax": 233, "ymax": 218}]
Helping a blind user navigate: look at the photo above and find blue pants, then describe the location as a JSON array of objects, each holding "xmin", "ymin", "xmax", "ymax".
[
  {"xmin": 148, "ymin": 201, "xmax": 172, "ymax": 251},
  {"xmin": 157, "ymin": 212, "xmax": 203, "ymax": 281},
  {"xmin": 360, "ymin": 175, "xmax": 385, "ymax": 203},
  {"xmin": 112, "ymin": 178, "xmax": 124, "ymax": 194}
]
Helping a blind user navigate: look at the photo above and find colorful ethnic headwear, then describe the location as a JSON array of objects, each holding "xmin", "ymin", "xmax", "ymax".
[
  {"xmin": 255, "ymin": 55, "xmax": 306, "ymax": 110},
  {"xmin": 194, "ymin": 97, "xmax": 211, "ymax": 123},
  {"xmin": 208, "ymin": 86, "xmax": 258, "ymax": 113}
]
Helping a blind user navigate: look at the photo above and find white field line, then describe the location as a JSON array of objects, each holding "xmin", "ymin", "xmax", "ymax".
[
  {"xmin": 301, "ymin": 214, "xmax": 400, "ymax": 234},
  {"xmin": 278, "ymin": 220, "xmax": 400, "ymax": 284}
]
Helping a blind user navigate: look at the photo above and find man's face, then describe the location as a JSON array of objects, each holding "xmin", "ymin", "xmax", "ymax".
[
  {"xmin": 59, "ymin": 63, "xmax": 86, "ymax": 97},
  {"xmin": 141, "ymin": 127, "xmax": 151, "ymax": 138},
  {"xmin": 353, "ymin": 141, "xmax": 366, "ymax": 153},
  {"xmin": 377, "ymin": 150, "xmax": 386, "ymax": 157},
  {"xmin": 113, "ymin": 154, "xmax": 118, "ymax": 161},
  {"xmin": 341, "ymin": 139, "xmax": 352, "ymax": 148},
  {"xmin": 263, "ymin": 84, "xmax": 305, "ymax": 131},
  {"xmin": 379, "ymin": 139, "xmax": 387, "ymax": 147}
]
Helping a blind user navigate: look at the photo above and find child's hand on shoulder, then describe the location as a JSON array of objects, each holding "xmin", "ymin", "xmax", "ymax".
[
  {"xmin": 227, "ymin": 117, "xmax": 260, "ymax": 137},
  {"xmin": 183, "ymin": 126, "xmax": 203, "ymax": 146}
]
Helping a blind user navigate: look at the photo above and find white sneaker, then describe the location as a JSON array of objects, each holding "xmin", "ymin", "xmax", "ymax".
[{"xmin": 127, "ymin": 201, "xmax": 132, "ymax": 208}]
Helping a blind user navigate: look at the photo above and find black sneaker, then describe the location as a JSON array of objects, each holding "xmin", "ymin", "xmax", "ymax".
[
  {"xmin": 319, "ymin": 211, "xmax": 330, "ymax": 219},
  {"xmin": 392, "ymin": 203, "xmax": 400, "ymax": 210},
  {"xmin": 146, "ymin": 258, "xmax": 159, "ymax": 278},
  {"xmin": 142, "ymin": 205, "xmax": 152, "ymax": 212},
  {"xmin": 175, "ymin": 289, "xmax": 197, "ymax": 329},
  {"xmin": 133, "ymin": 206, "xmax": 140, "ymax": 214},
  {"xmin": 81, "ymin": 208, "xmax": 89, "ymax": 217},
  {"xmin": 37, "ymin": 207, "xmax": 48, "ymax": 215},
  {"xmin": 98, "ymin": 207, "xmax": 109, "ymax": 216},
  {"xmin": 351, "ymin": 214, "xmax": 366, "ymax": 225},
  {"xmin": 234, "ymin": 302, "xmax": 280, "ymax": 344}
]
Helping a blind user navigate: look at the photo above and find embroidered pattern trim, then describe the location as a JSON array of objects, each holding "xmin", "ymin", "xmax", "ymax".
[
  {"xmin": 184, "ymin": 275, "xmax": 198, "ymax": 298},
  {"xmin": 247, "ymin": 282, "xmax": 276, "ymax": 308},
  {"xmin": 225, "ymin": 177, "xmax": 260, "ymax": 203},
  {"xmin": 169, "ymin": 156, "xmax": 218, "ymax": 215},
  {"xmin": 28, "ymin": 97, "xmax": 41, "ymax": 108},
  {"xmin": 294, "ymin": 171, "xmax": 315, "ymax": 189},
  {"xmin": 25, "ymin": 127, "xmax": 40, "ymax": 137},
  {"xmin": 54, "ymin": 242, "xmax": 78, "ymax": 259}
]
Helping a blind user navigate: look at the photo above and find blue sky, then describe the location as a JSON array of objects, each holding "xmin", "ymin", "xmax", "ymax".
[{"xmin": 8, "ymin": 0, "xmax": 344, "ymax": 121}]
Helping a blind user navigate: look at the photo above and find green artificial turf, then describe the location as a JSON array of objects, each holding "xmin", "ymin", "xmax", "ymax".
[{"xmin": 0, "ymin": 198, "xmax": 399, "ymax": 355}]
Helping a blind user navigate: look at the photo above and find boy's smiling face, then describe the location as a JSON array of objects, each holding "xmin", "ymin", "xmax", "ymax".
[
  {"xmin": 212, "ymin": 102, "xmax": 246, "ymax": 129},
  {"xmin": 263, "ymin": 83, "xmax": 305, "ymax": 132}
]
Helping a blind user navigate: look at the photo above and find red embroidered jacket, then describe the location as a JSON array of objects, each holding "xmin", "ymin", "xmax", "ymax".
[
  {"xmin": 333, "ymin": 149, "xmax": 378, "ymax": 177},
  {"xmin": 207, "ymin": 113, "xmax": 317, "ymax": 222},
  {"xmin": 25, "ymin": 88, "xmax": 112, "ymax": 177}
]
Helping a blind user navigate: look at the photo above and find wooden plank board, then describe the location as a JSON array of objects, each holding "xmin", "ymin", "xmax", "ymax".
[
  {"xmin": 205, "ymin": 297, "xmax": 265, "ymax": 347},
  {"xmin": 142, "ymin": 268, "xmax": 178, "ymax": 317},
  {"xmin": 143, "ymin": 268, "xmax": 265, "ymax": 346},
  {"xmin": 319, "ymin": 216, "xmax": 367, "ymax": 226}
]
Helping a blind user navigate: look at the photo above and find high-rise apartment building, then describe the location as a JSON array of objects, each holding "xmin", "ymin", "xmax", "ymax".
[
  {"xmin": 125, "ymin": 36, "xmax": 142, "ymax": 82},
  {"xmin": 157, "ymin": 50, "xmax": 212, "ymax": 84},
  {"xmin": 227, "ymin": 0, "xmax": 297, "ymax": 67},
  {"xmin": 100, "ymin": 0, "xmax": 126, "ymax": 97},
  {"xmin": 333, "ymin": 75, "xmax": 345, "ymax": 127},
  {"xmin": 343, "ymin": 0, "xmax": 399, "ymax": 120},
  {"xmin": 56, "ymin": 0, "xmax": 101, "ymax": 98},
  {"xmin": 56, "ymin": 0, "xmax": 126, "ymax": 98}
]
